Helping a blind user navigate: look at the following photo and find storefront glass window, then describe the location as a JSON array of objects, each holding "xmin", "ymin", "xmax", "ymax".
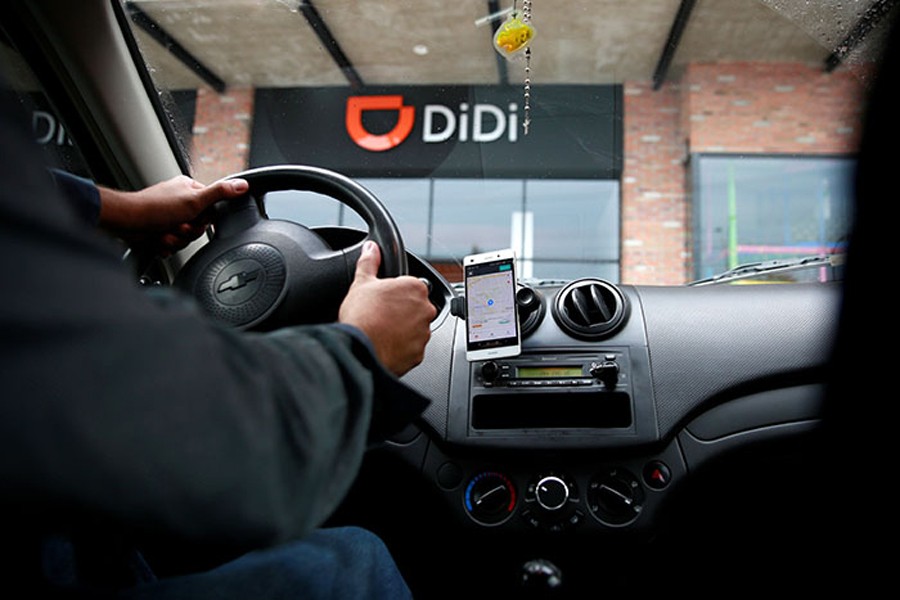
[
  {"xmin": 263, "ymin": 177, "xmax": 621, "ymax": 282},
  {"xmin": 693, "ymin": 154, "xmax": 853, "ymax": 282}
]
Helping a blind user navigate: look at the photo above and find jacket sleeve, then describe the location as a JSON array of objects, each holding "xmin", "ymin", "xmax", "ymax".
[
  {"xmin": 0, "ymin": 85, "xmax": 427, "ymax": 551},
  {"xmin": 48, "ymin": 169, "xmax": 101, "ymax": 226}
]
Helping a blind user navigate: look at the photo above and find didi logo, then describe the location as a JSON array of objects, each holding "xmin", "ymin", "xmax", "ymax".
[{"xmin": 345, "ymin": 95, "xmax": 415, "ymax": 152}]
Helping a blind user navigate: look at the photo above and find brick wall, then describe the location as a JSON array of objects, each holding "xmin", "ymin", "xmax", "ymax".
[
  {"xmin": 684, "ymin": 62, "xmax": 865, "ymax": 154},
  {"xmin": 621, "ymin": 81, "xmax": 690, "ymax": 284},
  {"xmin": 189, "ymin": 87, "xmax": 254, "ymax": 185}
]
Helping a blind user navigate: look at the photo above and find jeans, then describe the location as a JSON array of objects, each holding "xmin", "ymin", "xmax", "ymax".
[{"xmin": 42, "ymin": 527, "xmax": 413, "ymax": 600}]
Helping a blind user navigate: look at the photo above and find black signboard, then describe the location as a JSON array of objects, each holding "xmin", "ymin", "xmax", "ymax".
[{"xmin": 250, "ymin": 85, "xmax": 621, "ymax": 179}]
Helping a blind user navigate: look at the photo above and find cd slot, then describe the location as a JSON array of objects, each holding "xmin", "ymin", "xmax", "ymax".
[{"xmin": 472, "ymin": 391, "xmax": 632, "ymax": 430}]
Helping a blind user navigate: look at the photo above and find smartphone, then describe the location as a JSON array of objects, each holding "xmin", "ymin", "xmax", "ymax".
[{"xmin": 463, "ymin": 249, "xmax": 521, "ymax": 361}]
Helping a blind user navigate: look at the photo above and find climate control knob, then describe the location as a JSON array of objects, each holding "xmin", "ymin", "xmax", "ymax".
[
  {"xmin": 522, "ymin": 473, "xmax": 582, "ymax": 532},
  {"xmin": 464, "ymin": 471, "xmax": 516, "ymax": 525},
  {"xmin": 534, "ymin": 476, "xmax": 569, "ymax": 511},
  {"xmin": 587, "ymin": 467, "xmax": 644, "ymax": 525}
]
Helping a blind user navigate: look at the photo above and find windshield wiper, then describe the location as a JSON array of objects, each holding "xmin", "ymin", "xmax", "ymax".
[{"xmin": 688, "ymin": 253, "xmax": 845, "ymax": 286}]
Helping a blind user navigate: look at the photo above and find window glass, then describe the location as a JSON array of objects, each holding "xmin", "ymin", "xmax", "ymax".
[
  {"xmin": 265, "ymin": 177, "xmax": 621, "ymax": 283},
  {"xmin": 430, "ymin": 179, "xmax": 522, "ymax": 263},
  {"xmin": 262, "ymin": 180, "xmax": 430, "ymax": 256},
  {"xmin": 358, "ymin": 178, "xmax": 430, "ymax": 257},
  {"xmin": 0, "ymin": 43, "xmax": 90, "ymax": 178},
  {"xmin": 693, "ymin": 154, "xmax": 853, "ymax": 281},
  {"xmin": 263, "ymin": 190, "xmax": 356, "ymax": 229},
  {"xmin": 119, "ymin": 1, "xmax": 876, "ymax": 286},
  {"xmin": 526, "ymin": 180, "xmax": 620, "ymax": 281}
]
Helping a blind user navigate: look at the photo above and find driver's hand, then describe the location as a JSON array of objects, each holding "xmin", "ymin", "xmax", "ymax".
[
  {"xmin": 339, "ymin": 241, "xmax": 436, "ymax": 376},
  {"xmin": 98, "ymin": 175, "xmax": 249, "ymax": 256}
]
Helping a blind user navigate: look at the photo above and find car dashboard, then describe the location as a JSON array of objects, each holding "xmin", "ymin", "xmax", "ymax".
[{"xmin": 391, "ymin": 253, "xmax": 837, "ymax": 541}]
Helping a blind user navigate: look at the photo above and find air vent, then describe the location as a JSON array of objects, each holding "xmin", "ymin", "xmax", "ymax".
[{"xmin": 552, "ymin": 278, "xmax": 629, "ymax": 340}]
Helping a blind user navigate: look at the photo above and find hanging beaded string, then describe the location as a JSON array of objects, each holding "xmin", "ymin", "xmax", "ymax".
[
  {"xmin": 489, "ymin": 1, "xmax": 535, "ymax": 132},
  {"xmin": 522, "ymin": 0, "xmax": 532, "ymax": 134}
]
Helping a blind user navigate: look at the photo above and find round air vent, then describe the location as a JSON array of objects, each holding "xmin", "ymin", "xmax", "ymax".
[{"xmin": 552, "ymin": 278, "xmax": 629, "ymax": 340}]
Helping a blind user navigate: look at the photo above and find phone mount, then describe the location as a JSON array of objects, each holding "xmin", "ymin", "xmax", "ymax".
[
  {"xmin": 449, "ymin": 284, "xmax": 545, "ymax": 339},
  {"xmin": 450, "ymin": 297, "xmax": 467, "ymax": 320}
]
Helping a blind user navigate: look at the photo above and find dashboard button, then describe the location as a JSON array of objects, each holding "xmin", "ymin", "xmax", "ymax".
[
  {"xmin": 643, "ymin": 461, "xmax": 671, "ymax": 489},
  {"xmin": 436, "ymin": 462, "xmax": 463, "ymax": 490},
  {"xmin": 568, "ymin": 510, "xmax": 584, "ymax": 526}
]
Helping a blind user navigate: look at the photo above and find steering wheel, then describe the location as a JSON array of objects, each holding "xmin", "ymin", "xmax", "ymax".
[{"xmin": 174, "ymin": 165, "xmax": 407, "ymax": 331}]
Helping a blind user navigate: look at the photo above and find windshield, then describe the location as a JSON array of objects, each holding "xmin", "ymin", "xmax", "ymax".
[{"xmin": 123, "ymin": 0, "xmax": 888, "ymax": 285}]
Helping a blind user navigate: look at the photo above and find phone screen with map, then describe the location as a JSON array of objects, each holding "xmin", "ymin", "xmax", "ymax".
[{"xmin": 464, "ymin": 249, "xmax": 521, "ymax": 361}]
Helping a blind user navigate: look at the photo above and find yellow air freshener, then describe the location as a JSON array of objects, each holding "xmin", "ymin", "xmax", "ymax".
[{"xmin": 493, "ymin": 11, "xmax": 535, "ymax": 59}]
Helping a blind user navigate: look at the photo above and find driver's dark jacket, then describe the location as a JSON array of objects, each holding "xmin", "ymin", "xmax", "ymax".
[{"xmin": 0, "ymin": 86, "xmax": 427, "ymax": 584}]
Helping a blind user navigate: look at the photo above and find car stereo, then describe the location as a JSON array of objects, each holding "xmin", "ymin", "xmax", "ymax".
[
  {"xmin": 473, "ymin": 353, "xmax": 624, "ymax": 390},
  {"xmin": 469, "ymin": 352, "xmax": 633, "ymax": 431}
]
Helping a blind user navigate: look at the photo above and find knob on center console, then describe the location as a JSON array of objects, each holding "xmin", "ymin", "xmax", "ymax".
[
  {"xmin": 481, "ymin": 360, "xmax": 500, "ymax": 382},
  {"xmin": 522, "ymin": 473, "xmax": 582, "ymax": 532},
  {"xmin": 590, "ymin": 360, "xmax": 620, "ymax": 388},
  {"xmin": 534, "ymin": 476, "xmax": 569, "ymax": 511}
]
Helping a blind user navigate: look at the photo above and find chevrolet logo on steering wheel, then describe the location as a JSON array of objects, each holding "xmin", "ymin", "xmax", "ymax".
[{"xmin": 217, "ymin": 269, "xmax": 261, "ymax": 293}]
